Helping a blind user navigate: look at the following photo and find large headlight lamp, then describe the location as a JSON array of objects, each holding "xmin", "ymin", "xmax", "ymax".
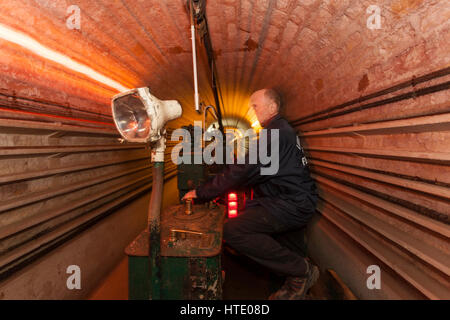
[{"xmin": 112, "ymin": 87, "xmax": 182, "ymax": 144}]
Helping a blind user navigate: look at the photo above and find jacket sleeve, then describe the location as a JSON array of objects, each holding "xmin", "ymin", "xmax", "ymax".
[
  {"xmin": 195, "ymin": 160, "xmax": 261, "ymax": 201},
  {"xmin": 195, "ymin": 127, "xmax": 283, "ymax": 201}
]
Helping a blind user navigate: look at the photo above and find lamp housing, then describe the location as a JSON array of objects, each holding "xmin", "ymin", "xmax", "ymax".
[{"xmin": 111, "ymin": 87, "xmax": 182, "ymax": 143}]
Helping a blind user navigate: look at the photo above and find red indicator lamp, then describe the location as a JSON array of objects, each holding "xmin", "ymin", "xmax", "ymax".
[
  {"xmin": 227, "ymin": 193, "xmax": 238, "ymax": 218},
  {"xmin": 228, "ymin": 209, "xmax": 238, "ymax": 218},
  {"xmin": 228, "ymin": 193, "xmax": 237, "ymax": 201}
]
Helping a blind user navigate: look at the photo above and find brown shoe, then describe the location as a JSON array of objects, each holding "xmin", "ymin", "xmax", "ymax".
[{"xmin": 269, "ymin": 259, "xmax": 320, "ymax": 300}]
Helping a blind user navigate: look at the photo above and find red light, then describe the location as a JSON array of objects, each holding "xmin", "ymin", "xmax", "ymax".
[
  {"xmin": 228, "ymin": 192, "xmax": 239, "ymax": 218},
  {"xmin": 228, "ymin": 209, "xmax": 238, "ymax": 218},
  {"xmin": 228, "ymin": 193, "xmax": 237, "ymax": 201}
]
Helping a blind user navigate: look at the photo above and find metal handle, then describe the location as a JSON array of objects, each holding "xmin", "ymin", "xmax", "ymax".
[
  {"xmin": 169, "ymin": 228, "xmax": 204, "ymax": 242},
  {"xmin": 185, "ymin": 198, "xmax": 193, "ymax": 215}
]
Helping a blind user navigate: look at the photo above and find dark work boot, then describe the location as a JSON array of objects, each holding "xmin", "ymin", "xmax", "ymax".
[{"xmin": 268, "ymin": 259, "xmax": 320, "ymax": 300}]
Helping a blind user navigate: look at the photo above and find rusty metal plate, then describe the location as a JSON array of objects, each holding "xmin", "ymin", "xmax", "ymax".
[
  {"xmin": 125, "ymin": 203, "xmax": 225, "ymax": 258},
  {"xmin": 161, "ymin": 203, "xmax": 225, "ymax": 257}
]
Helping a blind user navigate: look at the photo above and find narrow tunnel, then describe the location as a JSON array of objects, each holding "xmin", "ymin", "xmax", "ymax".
[{"xmin": 0, "ymin": 0, "xmax": 448, "ymax": 300}]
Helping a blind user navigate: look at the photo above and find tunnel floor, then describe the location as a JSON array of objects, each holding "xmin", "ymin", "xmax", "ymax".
[{"xmin": 89, "ymin": 247, "xmax": 328, "ymax": 300}]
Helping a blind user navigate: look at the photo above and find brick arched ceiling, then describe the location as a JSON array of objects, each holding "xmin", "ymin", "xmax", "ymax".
[{"xmin": 0, "ymin": 0, "xmax": 448, "ymax": 130}]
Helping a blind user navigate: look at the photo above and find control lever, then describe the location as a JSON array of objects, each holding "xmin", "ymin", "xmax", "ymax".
[
  {"xmin": 169, "ymin": 228, "xmax": 204, "ymax": 242},
  {"xmin": 184, "ymin": 198, "xmax": 193, "ymax": 215}
]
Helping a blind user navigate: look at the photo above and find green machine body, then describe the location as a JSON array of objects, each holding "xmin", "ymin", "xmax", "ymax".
[{"xmin": 125, "ymin": 202, "xmax": 225, "ymax": 300}]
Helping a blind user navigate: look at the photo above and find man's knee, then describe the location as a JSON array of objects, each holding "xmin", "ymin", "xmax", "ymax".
[
  {"xmin": 223, "ymin": 219, "xmax": 237, "ymax": 242},
  {"xmin": 223, "ymin": 218, "xmax": 246, "ymax": 246}
]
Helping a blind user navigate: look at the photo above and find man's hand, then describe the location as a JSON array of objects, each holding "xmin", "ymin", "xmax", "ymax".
[{"xmin": 182, "ymin": 189, "xmax": 197, "ymax": 201}]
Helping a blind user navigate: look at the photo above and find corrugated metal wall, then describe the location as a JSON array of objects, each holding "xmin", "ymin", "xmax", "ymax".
[
  {"xmin": 0, "ymin": 98, "xmax": 177, "ymax": 281},
  {"xmin": 299, "ymin": 68, "xmax": 450, "ymax": 299}
]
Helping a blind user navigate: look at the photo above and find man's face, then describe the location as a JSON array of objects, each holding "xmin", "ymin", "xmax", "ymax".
[{"xmin": 250, "ymin": 90, "xmax": 276, "ymax": 126}]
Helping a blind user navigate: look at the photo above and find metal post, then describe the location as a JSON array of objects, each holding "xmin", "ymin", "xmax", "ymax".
[
  {"xmin": 148, "ymin": 136, "xmax": 166, "ymax": 300},
  {"xmin": 148, "ymin": 161, "xmax": 164, "ymax": 300}
]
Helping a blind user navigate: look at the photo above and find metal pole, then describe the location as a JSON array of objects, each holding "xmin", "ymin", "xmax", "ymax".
[
  {"xmin": 148, "ymin": 135, "xmax": 166, "ymax": 300},
  {"xmin": 148, "ymin": 161, "xmax": 164, "ymax": 300}
]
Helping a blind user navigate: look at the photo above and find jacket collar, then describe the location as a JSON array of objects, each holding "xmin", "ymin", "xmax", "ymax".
[{"xmin": 263, "ymin": 114, "xmax": 282, "ymax": 129}]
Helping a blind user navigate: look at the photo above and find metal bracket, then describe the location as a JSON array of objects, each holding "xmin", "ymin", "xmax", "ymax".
[{"xmin": 169, "ymin": 228, "xmax": 204, "ymax": 242}]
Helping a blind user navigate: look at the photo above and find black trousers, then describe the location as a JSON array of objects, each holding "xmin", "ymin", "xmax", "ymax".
[{"xmin": 223, "ymin": 205, "xmax": 308, "ymax": 277}]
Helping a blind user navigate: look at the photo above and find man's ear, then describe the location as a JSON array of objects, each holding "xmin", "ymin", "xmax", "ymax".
[{"xmin": 270, "ymin": 102, "xmax": 277, "ymax": 113}]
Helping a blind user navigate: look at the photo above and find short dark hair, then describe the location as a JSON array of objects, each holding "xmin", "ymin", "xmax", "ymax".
[{"xmin": 264, "ymin": 88, "xmax": 281, "ymax": 111}]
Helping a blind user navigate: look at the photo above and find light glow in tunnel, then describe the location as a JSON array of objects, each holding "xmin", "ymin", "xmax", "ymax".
[
  {"xmin": 251, "ymin": 120, "xmax": 261, "ymax": 131},
  {"xmin": 0, "ymin": 23, "xmax": 130, "ymax": 93}
]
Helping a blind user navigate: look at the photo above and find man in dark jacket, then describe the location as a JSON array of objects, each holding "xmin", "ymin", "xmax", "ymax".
[{"xmin": 182, "ymin": 88, "xmax": 319, "ymax": 299}]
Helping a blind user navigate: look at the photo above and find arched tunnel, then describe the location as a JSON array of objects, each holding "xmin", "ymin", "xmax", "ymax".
[{"xmin": 0, "ymin": 0, "xmax": 449, "ymax": 301}]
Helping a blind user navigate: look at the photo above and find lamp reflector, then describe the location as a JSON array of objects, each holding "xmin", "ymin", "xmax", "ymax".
[{"xmin": 113, "ymin": 93, "xmax": 150, "ymax": 141}]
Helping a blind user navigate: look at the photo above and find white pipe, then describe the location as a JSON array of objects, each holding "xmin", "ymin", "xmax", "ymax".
[{"xmin": 191, "ymin": 24, "xmax": 200, "ymax": 112}]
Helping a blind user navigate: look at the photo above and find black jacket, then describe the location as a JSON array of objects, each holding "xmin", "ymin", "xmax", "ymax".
[{"xmin": 196, "ymin": 114, "xmax": 318, "ymax": 225}]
